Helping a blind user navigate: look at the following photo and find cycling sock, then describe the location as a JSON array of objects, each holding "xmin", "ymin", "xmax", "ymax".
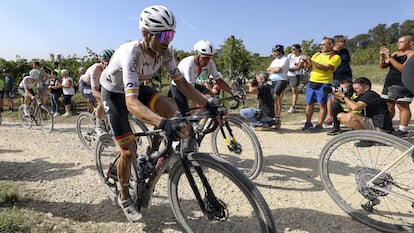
[{"xmin": 398, "ymin": 125, "xmax": 408, "ymax": 132}]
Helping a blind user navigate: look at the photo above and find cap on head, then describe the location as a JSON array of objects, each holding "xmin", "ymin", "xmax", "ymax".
[
  {"xmin": 273, "ymin": 44, "xmax": 284, "ymax": 52},
  {"xmin": 139, "ymin": 5, "xmax": 176, "ymax": 33}
]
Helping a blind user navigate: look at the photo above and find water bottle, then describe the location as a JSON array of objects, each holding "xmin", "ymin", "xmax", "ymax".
[{"xmin": 137, "ymin": 155, "xmax": 152, "ymax": 180}]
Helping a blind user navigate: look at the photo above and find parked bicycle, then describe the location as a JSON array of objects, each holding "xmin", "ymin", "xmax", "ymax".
[
  {"xmin": 190, "ymin": 95, "xmax": 263, "ymax": 180},
  {"xmin": 226, "ymin": 71, "xmax": 248, "ymax": 107},
  {"xmin": 319, "ymin": 130, "xmax": 414, "ymax": 232},
  {"xmin": 95, "ymin": 115, "xmax": 276, "ymax": 232},
  {"xmin": 18, "ymin": 96, "xmax": 53, "ymax": 132}
]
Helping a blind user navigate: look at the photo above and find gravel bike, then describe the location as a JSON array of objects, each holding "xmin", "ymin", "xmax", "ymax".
[
  {"xmin": 226, "ymin": 72, "xmax": 248, "ymax": 108},
  {"xmin": 18, "ymin": 96, "xmax": 54, "ymax": 132},
  {"xmin": 95, "ymin": 116, "xmax": 276, "ymax": 233},
  {"xmin": 319, "ymin": 130, "xmax": 414, "ymax": 232},
  {"xmin": 190, "ymin": 95, "xmax": 263, "ymax": 180}
]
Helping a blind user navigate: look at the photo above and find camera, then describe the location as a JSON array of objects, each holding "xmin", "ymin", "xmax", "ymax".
[
  {"xmin": 323, "ymin": 86, "xmax": 354, "ymax": 97},
  {"xmin": 247, "ymin": 79, "xmax": 259, "ymax": 87}
]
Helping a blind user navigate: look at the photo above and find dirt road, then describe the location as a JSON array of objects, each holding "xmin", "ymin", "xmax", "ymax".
[{"xmin": 0, "ymin": 118, "xmax": 382, "ymax": 233}]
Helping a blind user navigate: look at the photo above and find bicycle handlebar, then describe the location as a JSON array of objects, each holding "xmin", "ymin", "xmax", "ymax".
[{"xmin": 133, "ymin": 116, "xmax": 213, "ymax": 160}]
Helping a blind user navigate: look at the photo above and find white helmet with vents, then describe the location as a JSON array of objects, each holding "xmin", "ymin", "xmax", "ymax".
[
  {"xmin": 139, "ymin": 5, "xmax": 176, "ymax": 32},
  {"xmin": 194, "ymin": 40, "xmax": 215, "ymax": 56}
]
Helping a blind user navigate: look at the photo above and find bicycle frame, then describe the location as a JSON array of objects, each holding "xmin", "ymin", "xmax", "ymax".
[
  {"xmin": 191, "ymin": 96, "xmax": 240, "ymax": 147},
  {"xmin": 124, "ymin": 119, "xmax": 226, "ymax": 215}
]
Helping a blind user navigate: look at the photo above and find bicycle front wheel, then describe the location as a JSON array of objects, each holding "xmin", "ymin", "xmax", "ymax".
[
  {"xmin": 319, "ymin": 130, "xmax": 414, "ymax": 232},
  {"xmin": 95, "ymin": 135, "xmax": 140, "ymax": 203},
  {"xmin": 211, "ymin": 116, "xmax": 263, "ymax": 180},
  {"xmin": 18, "ymin": 104, "xmax": 32, "ymax": 129},
  {"xmin": 168, "ymin": 153, "xmax": 276, "ymax": 233},
  {"xmin": 37, "ymin": 105, "xmax": 54, "ymax": 132},
  {"xmin": 76, "ymin": 112, "xmax": 97, "ymax": 153}
]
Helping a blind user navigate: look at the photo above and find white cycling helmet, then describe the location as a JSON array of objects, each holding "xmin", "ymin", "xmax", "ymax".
[
  {"xmin": 194, "ymin": 40, "xmax": 215, "ymax": 56},
  {"xmin": 139, "ymin": 5, "xmax": 176, "ymax": 32}
]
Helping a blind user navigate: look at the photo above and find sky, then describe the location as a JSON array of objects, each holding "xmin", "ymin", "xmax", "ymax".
[{"xmin": 0, "ymin": 0, "xmax": 413, "ymax": 61}]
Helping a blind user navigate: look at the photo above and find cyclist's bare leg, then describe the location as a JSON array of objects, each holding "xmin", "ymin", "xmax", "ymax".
[
  {"xmin": 118, "ymin": 141, "xmax": 137, "ymax": 200},
  {"xmin": 93, "ymin": 89, "xmax": 105, "ymax": 128},
  {"xmin": 86, "ymin": 99, "xmax": 94, "ymax": 113}
]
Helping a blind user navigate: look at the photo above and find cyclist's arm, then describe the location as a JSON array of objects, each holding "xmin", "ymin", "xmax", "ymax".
[
  {"xmin": 91, "ymin": 67, "xmax": 103, "ymax": 102},
  {"xmin": 173, "ymin": 74, "xmax": 208, "ymax": 107},
  {"xmin": 214, "ymin": 78, "xmax": 233, "ymax": 95},
  {"xmin": 168, "ymin": 58, "xmax": 208, "ymax": 106}
]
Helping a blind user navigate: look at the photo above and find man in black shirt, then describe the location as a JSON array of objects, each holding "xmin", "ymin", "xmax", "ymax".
[
  {"xmin": 240, "ymin": 72, "xmax": 275, "ymax": 130},
  {"xmin": 332, "ymin": 77, "xmax": 393, "ymax": 133}
]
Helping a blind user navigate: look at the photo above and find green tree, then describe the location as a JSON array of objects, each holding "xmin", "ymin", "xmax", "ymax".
[{"xmin": 216, "ymin": 35, "xmax": 256, "ymax": 79}]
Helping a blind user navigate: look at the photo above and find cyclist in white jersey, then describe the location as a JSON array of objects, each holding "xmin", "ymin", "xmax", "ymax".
[
  {"xmin": 18, "ymin": 75, "xmax": 37, "ymax": 115},
  {"xmin": 99, "ymin": 5, "xmax": 218, "ymax": 222},
  {"xmin": 80, "ymin": 49, "xmax": 114, "ymax": 134},
  {"xmin": 171, "ymin": 40, "xmax": 234, "ymax": 116}
]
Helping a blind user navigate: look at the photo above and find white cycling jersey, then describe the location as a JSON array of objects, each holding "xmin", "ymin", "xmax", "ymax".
[
  {"xmin": 172, "ymin": 55, "xmax": 221, "ymax": 86},
  {"xmin": 81, "ymin": 63, "xmax": 103, "ymax": 89},
  {"xmin": 19, "ymin": 76, "xmax": 36, "ymax": 89},
  {"xmin": 100, "ymin": 40, "xmax": 179, "ymax": 96}
]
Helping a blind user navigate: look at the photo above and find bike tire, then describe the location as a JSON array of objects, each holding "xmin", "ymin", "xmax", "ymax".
[
  {"xmin": 76, "ymin": 112, "xmax": 97, "ymax": 153},
  {"xmin": 168, "ymin": 152, "xmax": 276, "ymax": 233},
  {"xmin": 319, "ymin": 130, "xmax": 414, "ymax": 232},
  {"xmin": 38, "ymin": 105, "xmax": 54, "ymax": 132},
  {"xmin": 18, "ymin": 104, "xmax": 32, "ymax": 129},
  {"xmin": 211, "ymin": 116, "xmax": 263, "ymax": 180}
]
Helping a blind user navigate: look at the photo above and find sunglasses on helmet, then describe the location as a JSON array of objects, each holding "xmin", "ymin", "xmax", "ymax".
[{"xmin": 153, "ymin": 31, "xmax": 175, "ymax": 43}]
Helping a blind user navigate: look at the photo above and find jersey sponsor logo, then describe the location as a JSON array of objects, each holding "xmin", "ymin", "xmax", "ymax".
[
  {"xmin": 125, "ymin": 82, "xmax": 138, "ymax": 89},
  {"xmin": 169, "ymin": 67, "xmax": 180, "ymax": 76}
]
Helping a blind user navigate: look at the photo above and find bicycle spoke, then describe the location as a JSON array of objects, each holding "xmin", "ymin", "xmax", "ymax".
[
  {"xmin": 169, "ymin": 153, "xmax": 275, "ymax": 233},
  {"xmin": 320, "ymin": 130, "xmax": 414, "ymax": 232}
]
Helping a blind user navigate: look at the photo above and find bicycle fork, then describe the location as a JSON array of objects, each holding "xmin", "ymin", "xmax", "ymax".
[
  {"xmin": 179, "ymin": 153, "xmax": 227, "ymax": 220},
  {"xmin": 220, "ymin": 120, "xmax": 242, "ymax": 155}
]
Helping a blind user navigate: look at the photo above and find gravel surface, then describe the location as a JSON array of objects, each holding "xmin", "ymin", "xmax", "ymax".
[{"xmin": 0, "ymin": 117, "xmax": 382, "ymax": 233}]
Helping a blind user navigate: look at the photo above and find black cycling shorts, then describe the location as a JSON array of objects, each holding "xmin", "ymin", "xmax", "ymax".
[
  {"xmin": 170, "ymin": 83, "xmax": 209, "ymax": 117},
  {"xmin": 101, "ymin": 84, "xmax": 160, "ymax": 148}
]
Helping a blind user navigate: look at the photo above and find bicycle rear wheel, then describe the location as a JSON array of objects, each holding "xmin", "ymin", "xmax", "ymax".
[
  {"xmin": 211, "ymin": 116, "xmax": 263, "ymax": 180},
  {"xmin": 76, "ymin": 112, "xmax": 97, "ymax": 153},
  {"xmin": 168, "ymin": 152, "xmax": 276, "ymax": 233},
  {"xmin": 319, "ymin": 130, "xmax": 414, "ymax": 232},
  {"xmin": 37, "ymin": 105, "xmax": 54, "ymax": 132},
  {"xmin": 18, "ymin": 104, "xmax": 32, "ymax": 129}
]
